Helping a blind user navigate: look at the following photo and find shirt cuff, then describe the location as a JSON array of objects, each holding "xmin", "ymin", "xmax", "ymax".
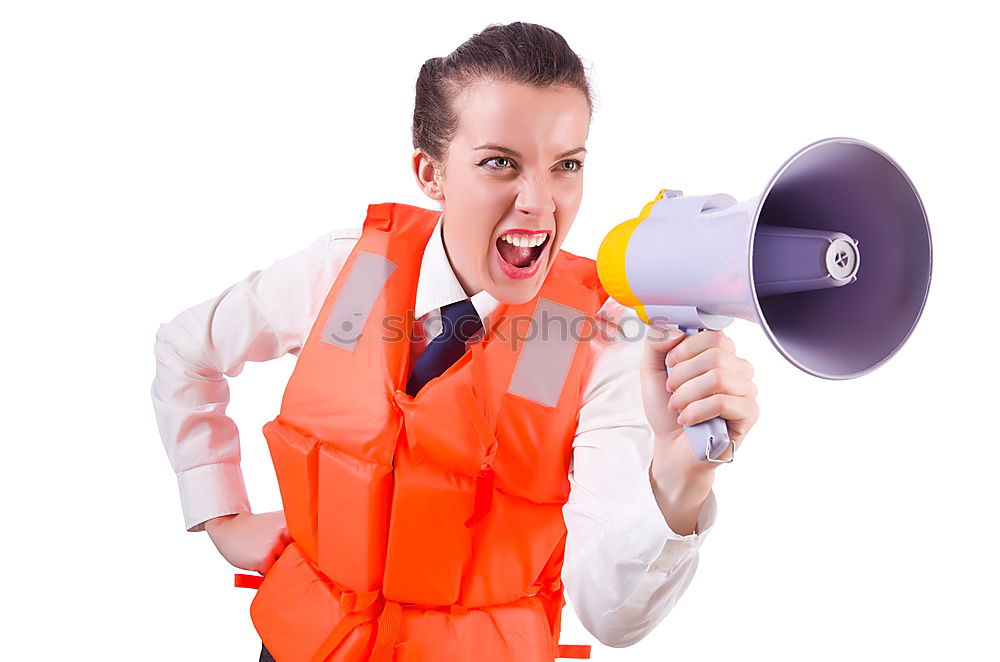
[
  {"xmin": 615, "ymin": 455, "xmax": 718, "ymax": 575},
  {"xmin": 177, "ymin": 462, "xmax": 253, "ymax": 532},
  {"xmin": 651, "ymin": 488, "xmax": 717, "ymax": 572}
]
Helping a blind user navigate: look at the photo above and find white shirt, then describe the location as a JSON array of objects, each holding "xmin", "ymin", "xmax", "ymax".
[{"xmin": 150, "ymin": 211, "xmax": 718, "ymax": 647}]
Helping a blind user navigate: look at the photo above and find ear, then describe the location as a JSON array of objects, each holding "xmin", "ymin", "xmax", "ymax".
[{"xmin": 411, "ymin": 149, "xmax": 444, "ymax": 202}]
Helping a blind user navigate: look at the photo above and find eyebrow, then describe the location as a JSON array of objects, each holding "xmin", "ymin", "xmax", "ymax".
[{"xmin": 473, "ymin": 144, "xmax": 587, "ymax": 160}]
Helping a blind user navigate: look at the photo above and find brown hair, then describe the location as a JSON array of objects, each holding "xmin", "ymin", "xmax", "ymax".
[{"xmin": 412, "ymin": 22, "xmax": 594, "ymax": 171}]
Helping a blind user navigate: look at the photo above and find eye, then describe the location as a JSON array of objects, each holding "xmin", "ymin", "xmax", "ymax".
[
  {"xmin": 478, "ymin": 156, "xmax": 514, "ymax": 171},
  {"xmin": 559, "ymin": 159, "xmax": 584, "ymax": 172}
]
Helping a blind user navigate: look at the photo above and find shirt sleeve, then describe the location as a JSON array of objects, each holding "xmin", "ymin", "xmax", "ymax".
[
  {"xmin": 150, "ymin": 227, "xmax": 360, "ymax": 532},
  {"xmin": 562, "ymin": 297, "xmax": 719, "ymax": 647}
]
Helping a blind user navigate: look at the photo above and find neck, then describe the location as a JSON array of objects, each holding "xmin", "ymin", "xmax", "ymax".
[{"xmin": 440, "ymin": 213, "xmax": 481, "ymax": 298}]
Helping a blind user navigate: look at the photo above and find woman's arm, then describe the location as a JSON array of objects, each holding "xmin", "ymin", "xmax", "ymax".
[
  {"xmin": 562, "ymin": 298, "xmax": 717, "ymax": 648},
  {"xmin": 150, "ymin": 227, "xmax": 359, "ymax": 532}
]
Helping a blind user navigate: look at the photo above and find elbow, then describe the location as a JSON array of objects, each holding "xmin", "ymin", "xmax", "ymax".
[
  {"xmin": 567, "ymin": 585, "xmax": 658, "ymax": 649},
  {"xmin": 586, "ymin": 620, "xmax": 655, "ymax": 649},
  {"xmin": 570, "ymin": 557, "xmax": 699, "ymax": 649}
]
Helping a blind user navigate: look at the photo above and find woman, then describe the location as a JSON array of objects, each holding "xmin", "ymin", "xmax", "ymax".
[{"xmin": 152, "ymin": 21, "xmax": 759, "ymax": 661}]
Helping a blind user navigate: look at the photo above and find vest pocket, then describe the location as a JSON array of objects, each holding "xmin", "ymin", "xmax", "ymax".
[
  {"xmin": 316, "ymin": 442, "xmax": 392, "ymax": 591},
  {"xmin": 383, "ymin": 388, "xmax": 484, "ymax": 605},
  {"xmin": 382, "ymin": 445, "xmax": 474, "ymax": 605},
  {"xmin": 262, "ymin": 417, "xmax": 319, "ymax": 562},
  {"xmin": 250, "ymin": 541, "xmax": 374, "ymax": 661}
]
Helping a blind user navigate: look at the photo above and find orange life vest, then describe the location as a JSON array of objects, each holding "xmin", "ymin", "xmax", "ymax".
[{"xmin": 240, "ymin": 201, "xmax": 608, "ymax": 661}]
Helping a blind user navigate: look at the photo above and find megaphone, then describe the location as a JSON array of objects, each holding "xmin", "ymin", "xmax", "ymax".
[{"xmin": 597, "ymin": 137, "xmax": 932, "ymax": 463}]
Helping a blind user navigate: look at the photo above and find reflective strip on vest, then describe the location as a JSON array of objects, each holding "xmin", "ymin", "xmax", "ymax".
[
  {"xmin": 506, "ymin": 298, "xmax": 586, "ymax": 408},
  {"xmin": 320, "ymin": 250, "xmax": 397, "ymax": 351}
]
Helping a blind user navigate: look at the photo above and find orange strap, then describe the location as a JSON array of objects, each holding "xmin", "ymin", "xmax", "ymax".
[
  {"xmin": 311, "ymin": 606, "xmax": 380, "ymax": 662},
  {"xmin": 464, "ymin": 466, "xmax": 495, "ymax": 527},
  {"xmin": 234, "ymin": 573, "xmax": 263, "ymax": 589},
  {"xmin": 370, "ymin": 600, "xmax": 403, "ymax": 662},
  {"xmin": 556, "ymin": 644, "xmax": 592, "ymax": 658},
  {"xmin": 311, "ymin": 591, "xmax": 410, "ymax": 662},
  {"xmin": 459, "ymin": 382, "xmax": 499, "ymax": 529}
]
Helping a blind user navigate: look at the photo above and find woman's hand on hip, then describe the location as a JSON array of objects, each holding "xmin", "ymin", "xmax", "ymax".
[{"xmin": 204, "ymin": 510, "xmax": 292, "ymax": 575}]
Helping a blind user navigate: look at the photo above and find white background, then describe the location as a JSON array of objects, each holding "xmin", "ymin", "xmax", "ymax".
[{"xmin": 2, "ymin": 1, "xmax": 996, "ymax": 660}]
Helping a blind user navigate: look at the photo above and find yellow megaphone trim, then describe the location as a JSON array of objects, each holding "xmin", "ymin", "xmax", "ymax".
[
  {"xmin": 634, "ymin": 303, "xmax": 651, "ymax": 325},
  {"xmin": 596, "ymin": 188, "xmax": 681, "ymax": 309}
]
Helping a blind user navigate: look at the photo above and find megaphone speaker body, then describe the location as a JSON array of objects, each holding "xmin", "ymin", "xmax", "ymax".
[{"xmin": 597, "ymin": 137, "xmax": 932, "ymax": 462}]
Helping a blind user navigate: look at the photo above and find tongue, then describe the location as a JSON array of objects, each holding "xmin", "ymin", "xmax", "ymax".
[{"xmin": 497, "ymin": 239, "xmax": 536, "ymax": 268}]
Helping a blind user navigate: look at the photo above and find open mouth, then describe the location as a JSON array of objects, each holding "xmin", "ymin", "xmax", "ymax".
[{"xmin": 495, "ymin": 231, "xmax": 550, "ymax": 271}]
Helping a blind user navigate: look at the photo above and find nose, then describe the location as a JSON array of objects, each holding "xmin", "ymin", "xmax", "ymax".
[{"xmin": 514, "ymin": 173, "xmax": 556, "ymax": 218}]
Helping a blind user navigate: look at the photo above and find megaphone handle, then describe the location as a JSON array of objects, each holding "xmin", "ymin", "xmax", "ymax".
[{"xmin": 666, "ymin": 327, "xmax": 735, "ymax": 463}]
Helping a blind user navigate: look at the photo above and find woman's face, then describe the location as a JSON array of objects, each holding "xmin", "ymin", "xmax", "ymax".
[{"xmin": 414, "ymin": 79, "xmax": 590, "ymax": 304}]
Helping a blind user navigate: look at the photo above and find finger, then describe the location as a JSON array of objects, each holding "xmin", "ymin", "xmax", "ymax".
[
  {"xmin": 665, "ymin": 346, "xmax": 749, "ymax": 392},
  {"xmin": 260, "ymin": 537, "xmax": 288, "ymax": 576},
  {"xmin": 684, "ymin": 394, "xmax": 758, "ymax": 450},
  {"xmin": 677, "ymin": 392, "xmax": 757, "ymax": 435},
  {"xmin": 667, "ymin": 368, "xmax": 757, "ymax": 416},
  {"xmin": 664, "ymin": 329, "xmax": 736, "ymax": 369},
  {"xmin": 640, "ymin": 325, "xmax": 686, "ymax": 376},
  {"xmin": 271, "ymin": 530, "xmax": 291, "ymax": 557}
]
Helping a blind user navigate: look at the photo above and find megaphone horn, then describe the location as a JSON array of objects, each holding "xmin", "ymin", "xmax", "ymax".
[{"xmin": 597, "ymin": 137, "xmax": 932, "ymax": 463}]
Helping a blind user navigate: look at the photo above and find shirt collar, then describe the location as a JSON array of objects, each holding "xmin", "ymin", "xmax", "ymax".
[{"xmin": 413, "ymin": 212, "xmax": 502, "ymax": 327}]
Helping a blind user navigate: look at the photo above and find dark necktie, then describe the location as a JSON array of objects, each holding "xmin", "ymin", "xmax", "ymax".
[{"xmin": 405, "ymin": 298, "xmax": 484, "ymax": 397}]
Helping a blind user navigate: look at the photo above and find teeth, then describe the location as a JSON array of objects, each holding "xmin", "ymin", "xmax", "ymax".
[{"xmin": 500, "ymin": 232, "xmax": 548, "ymax": 248}]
